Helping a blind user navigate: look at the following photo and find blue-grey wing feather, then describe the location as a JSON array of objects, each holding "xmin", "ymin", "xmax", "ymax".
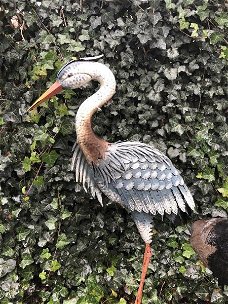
[
  {"xmin": 94, "ymin": 142, "xmax": 195, "ymax": 214},
  {"xmin": 71, "ymin": 141, "xmax": 194, "ymax": 243},
  {"xmin": 71, "ymin": 143, "xmax": 103, "ymax": 205}
]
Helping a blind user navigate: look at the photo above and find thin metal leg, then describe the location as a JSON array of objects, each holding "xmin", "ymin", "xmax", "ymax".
[{"xmin": 135, "ymin": 243, "xmax": 152, "ymax": 304}]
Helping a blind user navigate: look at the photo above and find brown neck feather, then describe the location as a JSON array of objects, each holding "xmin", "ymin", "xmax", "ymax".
[
  {"xmin": 75, "ymin": 62, "xmax": 116, "ymax": 164},
  {"xmin": 77, "ymin": 119, "xmax": 109, "ymax": 164}
]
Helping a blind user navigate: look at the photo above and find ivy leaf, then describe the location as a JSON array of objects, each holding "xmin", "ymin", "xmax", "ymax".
[
  {"xmin": 56, "ymin": 233, "xmax": 70, "ymax": 249},
  {"xmin": 164, "ymin": 67, "xmax": 178, "ymax": 80},
  {"xmin": 17, "ymin": 229, "xmax": 30, "ymax": 241},
  {"xmin": 209, "ymin": 32, "xmax": 224, "ymax": 44},
  {"xmin": 175, "ymin": 256, "xmax": 185, "ymax": 263},
  {"xmin": 190, "ymin": 23, "xmax": 199, "ymax": 37},
  {"xmin": 119, "ymin": 299, "xmax": 127, "ymax": 304},
  {"xmin": 196, "ymin": 169, "xmax": 215, "ymax": 182},
  {"xmin": 0, "ymin": 224, "xmax": 6, "ymax": 234},
  {"xmin": 111, "ymin": 289, "xmax": 118, "ymax": 297},
  {"xmin": 0, "ymin": 117, "xmax": 4, "ymax": 125},
  {"xmin": 45, "ymin": 217, "xmax": 57, "ymax": 230},
  {"xmin": 167, "ymin": 239, "xmax": 178, "ymax": 249},
  {"xmin": 57, "ymin": 33, "xmax": 72, "ymax": 45},
  {"xmin": 179, "ymin": 265, "xmax": 186, "ymax": 274},
  {"xmin": 179, "ymin": 18, "xmax": 190, "ymax": 30},
  {"xmin": 33, "ymin": 176, "xmax": 44, "ymax": 187},
  {"xmin": 2, "ymin": 247, "xmax": 14, "ymax": 257},
  {"xmin": 20, "ymin": 254, "xmax": 33, "ymax": 269},
  {"xmin": 22, "ymin": 157, "xmax": 31, "ymax": 172},
  {"xmin": 42, "ymin": 150, "xmax": 59, "ymax": 167},
  {"xmin": 215, "ymin": 12, "xmax": 228, "ymax": 27},
  {"xmin": 215, "ymin": 198, "xmax": 228, "ymax": 210},
  {"xmin": 30, "ymin": 151, "xmax": 41, "ymax": 163},
  {"xmin": 79, "ymin": 30, "xmax": 90, "ymax": 41},
  {"xmin": 182, "ymin": 243, "xmax": 195, "ymax": 258},
  {"xmin": 218, "ymin": 182, "xmax": 228, "ymax": 198},
  {"xmin": 220, "ymin": 46, "xmax": 228, "ymax": 59},
  {"xmin": 0, "ymin": 259, "xmax": 16, "ymax": 276},
  {"xmin": 56, "ymin": 103, "xmax": 69, "ymax": 117},
  {"xmin": 63, "ymin": 299, "xmax": 77, "ymax": 304},
  {"xmin": 51, "ymin": 260, "xmax": 61, "ymax": 272},
  {"xmin": 61, "ymin": 209, "xmax": 72, "ymax": 220},
  {"xmin": 39, "ymin": 271, "xmax": 47, "ymax": 280},
  {"xmin": 106, "ymin": 265, "xmax": 116, "ymax": 277},
  {"xmin": 50, "ymin": 198, "xmax": 59, "ymax": 210},
  {"xmin": 40, "ymin": 248, "xmax": 52, "ymax": 260}
]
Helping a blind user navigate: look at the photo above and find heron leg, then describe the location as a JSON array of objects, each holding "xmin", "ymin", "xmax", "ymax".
[{"xmin": 135, "ymin": 243, "xmax": 152, "ymax": 304}]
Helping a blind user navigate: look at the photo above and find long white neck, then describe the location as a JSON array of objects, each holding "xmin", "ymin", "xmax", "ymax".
[{"xmin": 75, "ymin": 62, "xmax": 116, "ymax": 163}]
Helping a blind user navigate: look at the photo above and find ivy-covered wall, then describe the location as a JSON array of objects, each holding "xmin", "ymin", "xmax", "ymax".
[{"xmin": 0, "ymin": 0, "xmax": 227, "ymax": 303}]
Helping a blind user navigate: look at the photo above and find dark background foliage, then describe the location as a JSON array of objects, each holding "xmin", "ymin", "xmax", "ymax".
[{"xmin": 0, "ymin": 0, "xmax": 227, "ymax": 303}]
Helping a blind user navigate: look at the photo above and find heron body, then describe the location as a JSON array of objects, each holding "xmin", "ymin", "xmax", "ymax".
[{"xmin": 28, "ymin": 60, "xmax": 195, "ymax": 303}]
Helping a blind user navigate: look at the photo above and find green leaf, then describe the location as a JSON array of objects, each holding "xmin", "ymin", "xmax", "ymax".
[
  {"xmin": 0, "ymin": 117, "xmax": 4, "ymax": 125},
  {"xmin": 3, "ymin": 247, "xmax": 14, "ymax": 257},
  {"xmin": 60, "ymin": 118, "xmax": 73, "ymax": 135},
  {"xmin": 111, "ymin": 289, "xmax": 118, "ymax": 297},
  {"xmin": 42, "ymin": 150, "xmax": 59, "ymax": 167},
  {"xmin": 29, "ymin": 111, "xmax": 41, "ymax": 123},
  {"xmin": 57, "ymin": 33, "xmax": 72, "ymax": 45},
  {"xmin": 215, "ymin": 12, "xmax": 228, "ymax": 27},
  {"xmin": 45, "ymin": 217, "xmax": 57, "ymax": 230},
  {"xmin": 63, "ymin": 298, "xmax": 77, "ymax": 304},
  {"xmin": 190, "ymin": 23, "xmax": 199, "ymax": 38},
  {"xmin": 182, "ymin": 243, "xmax": 195, "ymax": 258},
  {"xmin": 209, "ymin": 32, "xmax": 224, "ymax": 44},
  {"xmin": 51, "ymin": 260, "xmax": 61, "ymax": 272},
  {"xmin": 196, "ymin": 168, "xmax": 215, "ymax": 182},
  {"xmin": 39, "ymin": 271, "xmax": 47, "ymax": 280},
  {"xmin": 61, "ymin": 209, "xmax": 72, "ymax": 220},
  {"xmin": 197, "ymin": 4, "xmax": 210, "ymax": 21},
  {"xmin": 21, "ymin": 186, "xmax": 26, "ymax": 194},
  {"xmin": 56, "ymin": 103, "xmax": 69, "ymax": 117},
  {"xmin": 56, "ymin": 233, "xmax": 70, "ymax": 249},
  {"xmin": 218, "ymin": 183, "xmax": 228, "ymax": 198},
  {"xmin": 66, "ymin": 40, "xmax": 85, "ymax": 52},
  {"xmin": 22, "ymin": 157, "xmax": 32, "ymax": 172},
  {"xmin": 20, "ymin": 254, "xmax": 33, "ymax": 269},
  {"xmin": 12, "ymin": 208, "xmax": 21, "ymax": 218},
  {"xmin": 50, "ymin": 198, "xmax": 59, "ymax": 210},
  {"xmin": 106, "ymin": 265, "xmax": 116, "ymax": 277},
  {"xmin": 215, "ymin": 198, "xmax": 228, "ymax": 210},
  {"xmin": 119, "ymin": 299, "xmax": 127, "ymax": 304},
  {"xmin": 30, "ymin": 151, "xmax": 41, "ymax": 163},
  {"xmin": 78, "ymin": 30, "xmax": 90, "ymax": 42},
  {"xmin": 17, "ymin": 229, "xmax": 30, "ymax": 241},
  {"xmin": 220, "ymin": 46, "xmax": 228, "ymax": 59},
  {"xmin": 179, "ymin": 18, "xmax": 190, "ymax": 30},
  {"xmin": 179, "ymin": 265, "xmax": 186, "ymax": 274},
  {"xmin": 0, "ymin": 224, "xmax": 6, "ymax": 234},
  {"xmin": 33, "ymin": 176, "xmax": 44, "ymax": 187},
  {"xmin": 40, "ymin": 248, "xmax": 52, "ymax": 260},
  {"xmin": 165, "ymin": 0, "xmax": 175, "ymax": 10},
  {"xmin": 174, "ymin": 255, "xmax": 184, "ymax": 264},
  {"xmin": 167, "ymin": 239, "xmax": 178, "ymax": 249}
]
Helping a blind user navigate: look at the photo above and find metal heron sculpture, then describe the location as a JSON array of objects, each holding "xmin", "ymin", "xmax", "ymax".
[{"xmin": 28, "ymin": 60, "xmax": 195, "ymax": 303}]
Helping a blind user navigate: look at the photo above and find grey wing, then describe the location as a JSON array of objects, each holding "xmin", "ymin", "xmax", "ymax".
[
  {"xmin": 71, "ymin": 143, "xmax": 103, "ymax": 205},
  {"xmin": 93, "ymin": 141, "xmax": 195, "ymax": 216}
]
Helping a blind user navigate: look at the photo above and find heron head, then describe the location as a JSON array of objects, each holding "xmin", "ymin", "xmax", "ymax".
[
  {"xmin": 57, "ymin": 61, "xmax": 92, "ymax": 89},
  {"xmin": 27, "ymin": 60, "xmax": 92, "ymax": 111}
]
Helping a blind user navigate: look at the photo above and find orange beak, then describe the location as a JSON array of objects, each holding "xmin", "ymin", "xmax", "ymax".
[{"xmin": 27, "ymin": 80, "xmax": 63, "ymax": 112}]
